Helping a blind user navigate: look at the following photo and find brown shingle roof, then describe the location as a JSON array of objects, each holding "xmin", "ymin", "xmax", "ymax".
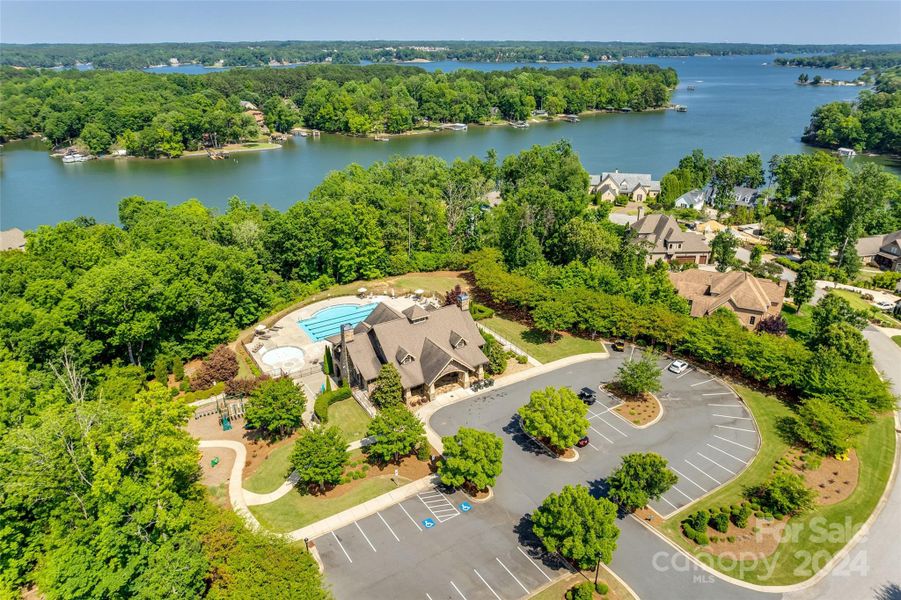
[{"xmin": 668, "ymin": 270, "xmax": 786, "ymax": 317}]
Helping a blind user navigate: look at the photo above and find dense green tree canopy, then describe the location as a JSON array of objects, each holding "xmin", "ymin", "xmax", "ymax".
[
  {"xmin": 518, "ymin": 386, "xmax": 589, "ymax": 453},
  {"xmin": 290, "ymin": 426, "xmax": 350, "ymax": 489},
  {"xmin": 245, "ymin": 377, "xmax": 306, "ymax": 437},
  {"xmin": 365, "ymin": 405, "xmax": 426, "ymax": 464},
  {"xmin": 438, "ymin": 427, "xmax": 504, "ymax": 492},
  {"xmin": 606, "ymin": 452, "xmax": 678, "ymax": 512}
]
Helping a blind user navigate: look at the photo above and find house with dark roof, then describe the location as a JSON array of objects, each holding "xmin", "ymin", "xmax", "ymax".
[
  {"xmin": 856, "ymin": 230, "xmax": 901, "ymax": 272},
  {"xmin": 329, "ymin": 294, "xmax": 489, "ymax": 403},
  {"xmin": 668, "ymin": 270, "xmax": 787, "ymax": 329},
  {"xmin": 590, "ymin": 171, "xmax": 661, "ymax": 202},
  {"xmin": 630, "ymin": 212, "xmax": 711, "ymax": 265}
]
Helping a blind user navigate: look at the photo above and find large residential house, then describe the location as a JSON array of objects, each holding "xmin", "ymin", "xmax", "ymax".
[
  {"xmin": 0, "ymin": 228, "xmax": 26, "ymax": 252},
  {"xmin": 668, "ymin": 270, "xmax": 787, "ymax": 330},
  {"xmin": 856, "ymin": 230, "xmax": 901, "ymax": 272},
  {"xmin": 590, "ymin": 171, "xmax": 661, "ymax": 202},
  {"xmin": 675, "ymin": 185, "xmax": 765, "ymax": 211},
  {"xmin": 329, "ymin": 294, "xmax": 489, "ymax": 403},
  {"xmin": 630, "ymin": 212, "xmax": 711, "ymax": 265}
]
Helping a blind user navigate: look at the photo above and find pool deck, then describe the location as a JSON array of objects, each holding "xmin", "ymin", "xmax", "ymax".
[{"xmin": 245, "ymin": 295, "xmax": 418, "ymax": 377}]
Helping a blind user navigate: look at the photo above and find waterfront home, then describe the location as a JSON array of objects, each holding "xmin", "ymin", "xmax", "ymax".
[
  {"xmin": 0, "ymin": 228, "xmax": 26, "ymax": 252},
  {"xmin": 329, "ymin": 294, "xmax": 489, "ymax": 403},
  {"xmin": 856, "ymin": 230, "xmax": 901, "ymax": 272},
  {"xmin": 702, "ymin": 185, "xmax": 766, "ymax": 210},
  {"xmin": 838, "ymin": 147, "xmax": 857, "ymax": 157},
  {"xmin": 590, "ymin": 170, "xmax": 661, "ymax": 202},
  {"xmin": 674, "ymin": 189, "xmax": 706, "ymax": 211},
  {"xmin": 668, "ymin": 270, "xmax": 787, "ymax": 330},
  {"xmin": 630, "ymin": 211, "xmax": 711, "ymax": 265}
]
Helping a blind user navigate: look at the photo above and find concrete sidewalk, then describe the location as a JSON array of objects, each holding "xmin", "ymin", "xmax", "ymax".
[
  {"xmin": 198, "ymin": 440, "xmax": 261, "ymax": 530},
  {"xmin": 285, "ymin": 474, "xmax": 438, "ymax": 542}
]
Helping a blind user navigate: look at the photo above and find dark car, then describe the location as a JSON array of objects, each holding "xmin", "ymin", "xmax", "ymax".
[
  {"xmin": 578, "ymin": 387, "xmax": 597, "ymax": 405},
  {"xmin": 576, "ymin": 436, "xmax": 590, "ymax": 448},
  {"xmin": 612, "ymin": 340, "xmax": 625, "ymax": 352}
]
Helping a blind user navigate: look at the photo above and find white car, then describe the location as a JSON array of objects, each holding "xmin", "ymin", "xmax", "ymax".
[
  {"xmin": 668, "ymin": 360, "xmax": 689, "ymax": 374},
  {"xmin": 874, "ymin": 301, "xmax": 895, "ymax": 311}
]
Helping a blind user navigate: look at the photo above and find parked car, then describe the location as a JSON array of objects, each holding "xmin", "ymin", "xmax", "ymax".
[
  {"xmin": 576, "ymin": 436, "xmax": 590, "ymax": 448},
  {"xmin": 668, "ymin": 360, "xmax": 689, "ymax": 374},
  {"xmin": 578, "ymin": 387, "xmax": 597, "ymax": 405},
  {"xmin": 612, "ymin": 340, "xmax": 625, "ymax": 352},
  {"xmin": 874, "ymin": 301, "xmax": 894, "ymax": 311}
]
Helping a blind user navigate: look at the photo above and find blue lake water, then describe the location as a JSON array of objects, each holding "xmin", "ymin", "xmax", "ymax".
[{"xmin": 2, "ymin": 55, "xmax": 896, "ymax": 230}]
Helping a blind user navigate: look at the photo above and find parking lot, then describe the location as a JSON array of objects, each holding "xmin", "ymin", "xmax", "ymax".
[{"xmin": 316, "ymin": 351, "xmax": 769, "ymax": 600}]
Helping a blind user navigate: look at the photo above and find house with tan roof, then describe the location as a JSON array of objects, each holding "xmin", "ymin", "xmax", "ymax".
[
  {"xmin": 590, "ymin": 171, "xmax": 661, "ymax": 202},
  {"xmin": 329, "ymin": 294, "xmax": 489, "ymax": 403},
  {"xmin": 0, "ymin": 228, "xmax": 26, "ymax": 252},
  {"xmin": 630, "ymin": 212, "xmax": 711, "ymax": 265},
  {"xmin": 856, "ymin": 230, "xmax": 901, "ymax": 272},
  {"xmin": 667, "ymin": 270, "xmax": 787, "ymax": 329}
]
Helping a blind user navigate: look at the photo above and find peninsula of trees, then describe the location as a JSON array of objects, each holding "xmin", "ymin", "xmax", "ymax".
[
  {"xmin": 0, "ymin": 63, "xmax": 676, "ymax": 156},
  {"xmin": 3, "ymin": 40, "xmax": 897, "ymax": 70},
  {"xmin": 775, "ymin": 50, "xmax": 901, "ymax": 70}
]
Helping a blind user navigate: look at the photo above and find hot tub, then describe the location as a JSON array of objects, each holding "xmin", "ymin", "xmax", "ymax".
[{"xmin": 260, "ymin": 346, "xmax": 306, "ymax": 371}]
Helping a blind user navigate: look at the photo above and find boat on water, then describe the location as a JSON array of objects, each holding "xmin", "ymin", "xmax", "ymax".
[
  {"xmin": 373, "ymin": 135, "xmax": 390, "ymax": 142},
  {"xmin": 687, "ymin": 85, "xmax": 696, "ymax": 91},
  {"xmin": 61, "ymin": 153, "xmax": 91, "ymax": 163},
  {"xmin": 675, "ymin": 105, "xmax": 688, "ymax": 113},
  {"xmin": 445, "ymin": 123, "xmax": 468, "ymax": 131},
  {"xmin": 510, "ymin": 121, "xmax": 529, "ymax": 129},
  {"xmin": 562, "ymin": 114, "xmax": 580, "ymax": 123}
]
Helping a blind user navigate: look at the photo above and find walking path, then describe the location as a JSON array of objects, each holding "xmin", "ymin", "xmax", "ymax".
[{"xmin": 197, "ymin": 440, "xmax": 261, "ymax": 530}]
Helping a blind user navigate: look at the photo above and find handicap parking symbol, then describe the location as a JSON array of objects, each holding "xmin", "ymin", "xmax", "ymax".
[
  {"xmin": 422, "ymin": 518, "xmax": 436, "ymax": 529},
  {"xmin": 459, "ymin": 501, "xmax": 472, "ymax": 513}
]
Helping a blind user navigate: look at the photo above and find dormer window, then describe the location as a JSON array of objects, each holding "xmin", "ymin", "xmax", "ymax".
[
  {"xmin": 449, "ymin": 330, "xmax": 467, "ymax": 349},
  {"xmin": 401, "ymin": 354, "xmax": 415, "ymax": 365}
]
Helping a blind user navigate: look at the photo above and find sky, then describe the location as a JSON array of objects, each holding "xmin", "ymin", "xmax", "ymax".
[{"xmin": 1, "ymin": 1, "xmax": 899, "ymax": 45}]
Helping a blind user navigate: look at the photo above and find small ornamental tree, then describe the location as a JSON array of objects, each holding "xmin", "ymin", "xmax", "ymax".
[
  {"xmin": 290, "ymin": 426, "xmax": 349, "ymax": 491},
  {"xmin": 607, "ymin": 452, "xmax": 678, "ymax": 512},
  {"xmin": 613, "ymin": 352, "xmax": 662, "ymax": 397},
  {"xmin": 480, "ymin": 331, "xmax": 507, "ymax": 375},
  {"xmin": 747, "ymin": 473, "xmax": 816, "ymax": 517},
  {"xmin": 532, "ymin": 485, "xmax": 620, "ymax": 587},
  {"xmin": 370, "ymin": 363, "xmax": 404, "ymax": 407},
  {"xmin": 172, "ymin": 356, "xmax": 185, "ymax": 381},
  {"xmin": 755, "ymin": 314, "xmax": 788, "ymax": 336},
  {"xmin": 244, "ymin": 377, "xmax": 306, "ymax": 437},
  {"xmin": 153, "ymin": 355, "xmax": 169, "ymax": 385},
  {"xmin": 323, "ymin": 346, "xmax": 334, "ymax": 376},
  {"xmin": 444, "ymin": 284, "xmax": 465, "ymax": 307},
  {"xmin": 438, "ymin": 428, "xmax": 504, "ymax": 493},
  {"xmin": 365, "ymin": 405, "xmax": 426, "ymax": 464},
  {"xmin": 789, "ymin": 397, "xmax": 862, "ymax": 456},
  {"xmin": 192, "ymin": 344, "xmax": 239, "ymax": 390},
  {"xmin": 532, "ymin": 299, "xmax": 576, "ymax": 343},
  {"xmin": 518, "ymin": 387, "xmax": 589, "ymax": 454}
]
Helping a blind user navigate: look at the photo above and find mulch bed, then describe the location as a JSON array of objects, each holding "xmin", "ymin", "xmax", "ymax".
[
  {"xmin": 786, "ymin": 449, "xmax": 859, "ymax": 506},
  {"xmin": 613, "ymin": 394, "xmax": 661, "ymax": 426}
]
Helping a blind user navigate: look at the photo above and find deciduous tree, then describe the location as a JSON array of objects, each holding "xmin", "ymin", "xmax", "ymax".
[
  {"xmin": 290, "ymin": 426, "xmax": 349, "ymax": 490},
  {"xmin": 518, "ymin": 387, "xmax": 589, "ymax": 453},
  {"xmin": 613, "ymin": 352, "xmax": 662, "ymax": 397},
  {"xmin": 370, "ymin": 363, "xmax": 404, "ymax": 407},
  {"xmin": 438, "ymin": 427, "xmax": 504, "ymax": 492},
  {"xmin": 244, "ymin": 377, "xmax": 306, "ymax": 437},
  {"xmin": 365, "ymin": 405, "xmax": 425, "ymax": 464},
  {"xmin": 607, "ymin": 452, "xmax": 678, "ymax": 512}
]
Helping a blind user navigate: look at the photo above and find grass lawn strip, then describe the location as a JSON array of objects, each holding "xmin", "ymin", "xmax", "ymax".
[
  {"xmin": 893, "ymin": 335, "xmax": 901, "ymax": 348},
  {"xmin": 659, "ymin": 385, "xmax": 896, "ymax": 585},
  {"xmin": 243, "ymin": 442, "xmax": 294, "ymax": 494},
  {"xmin": 327, "ymin": 397, "xmax": 372, "ymax": 442},
  {"xmin": 481, "ymin": 315, "xmax": 605, "ymax": 363},
  {"xmin": 831, "ymin": 289, "xmax": 901, "ymax": 328}
]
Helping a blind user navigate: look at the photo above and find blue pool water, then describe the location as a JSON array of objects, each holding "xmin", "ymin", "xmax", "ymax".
[{"xmin": 298, "ymin": 303, "xmax": 378, "ymax": 341}]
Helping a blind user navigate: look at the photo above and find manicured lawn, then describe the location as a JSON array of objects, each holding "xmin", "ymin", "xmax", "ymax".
[
  {"xmin": 660, "ymin": 385, "xmax": 896, "ymax": 585},
  {"xmin": 243, "ymin": 443, "xmax": 294, "ymax": 494},
  {"xmin": 393, "ymin": 272, "xmax": 468, "ymax": 295},
  {"xmin": 249, "ymin": 475, "xmax": 407, "ymax": 533},
  {"xmin": 831, "ymin": 289, "xmax": 901, "ymax": 328},
  {"xmin": 481, "ymin": 315, "xmax": 606, "ymax": 363},
  {"xmin": 327, "ymin": 397, "xmax": 372, "ymax": 442},
  {"xmin": 892, "ymin": 335, "xmax": 901, "ymax": 348},
  {"xmin": 781, "ymin": 303, "xmax": 812, "ymax": 341}
]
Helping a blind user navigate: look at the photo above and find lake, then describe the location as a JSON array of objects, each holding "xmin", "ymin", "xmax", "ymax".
[{"xmin": 2, "ymin": 55, "xmax": 896, "ymax": 230}]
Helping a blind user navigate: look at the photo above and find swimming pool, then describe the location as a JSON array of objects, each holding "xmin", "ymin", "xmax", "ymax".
[{"xmin": 298, "ymin": 303, "xmax": 378, "ymax": 341}]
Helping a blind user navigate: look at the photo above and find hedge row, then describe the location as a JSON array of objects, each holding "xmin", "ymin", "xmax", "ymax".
[
  {"xmin": 314, "ymin": 386, "xmax": 352, "ymax": 423},
  {"xmin": 681, "ymin": 503, "xmax": 754, "ymax": 545}
]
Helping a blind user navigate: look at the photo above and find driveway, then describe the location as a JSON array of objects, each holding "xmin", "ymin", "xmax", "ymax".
[{"xmin": 316, "ymin": 352, "xmax": 775, "ymax": 600}]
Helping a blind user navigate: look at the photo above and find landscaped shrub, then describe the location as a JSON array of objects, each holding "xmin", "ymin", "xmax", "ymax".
[
  {"xmin": 681, "ymin": 523, "xmax": 709, "ymax": 545},
  {"xmin": 746, "ymin": 473, "xmax": 816, "ymax": 517},
  {"xmin": 565, "ymin": 582, "xmax": 594, "ymax": 600},
  {"xmin": 515, "ymin": 353, "xmax": 528, "ymax": 364},
  {"xmin": 181, "ymin": 381, "xmax": 226, "ymax": 403},
  {"xmin": 481, "ymin": 331, "xmax": 508, "ymax": 375},
  {"xmin": 731, "ymin": 504, "xmax": 752, "ymax": 528},
  {"xmin": 416, "ymin": 444, "xmax": 430, "ymax": 461},
  {"xmin": 710, "ymin": 512, "xmax": 729, "ymax": 533},
  {"xmin": 685, "ymin": 509, "xmax": 709, "ymax": 532},
  {"xmin": 469, "ymin": 302, "xmax": 495, "ymax": 320},
  {"xmin": 172, "ymin": 356, "xmax": 185, "ymax": 381},
  {"xmin": 595, "ymin": 582, "xmax": 609, "ymax": 595},
  {"xmin": 314, "ymin": 386, "xmax": 352, "ymax": 423},
  {"xmin": 191, "ymin": 345, "xmax": 239, "ymax": 390}
]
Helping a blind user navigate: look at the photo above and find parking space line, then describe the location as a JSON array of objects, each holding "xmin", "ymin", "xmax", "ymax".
[
  {"xmin": 517, "ymin": 547, "xmax": 553, "ymax": 582},
  {"xmin": 399, "ymin": 503, "xmax": 423, "ymax": 531},
  {"xmin": 708, "ymin": 403, "xmax": 742, "ymax": 407},
  {"xmin": 629, "ymin": 346, "xmax": 636, "ymax": 359},
  {"xmin": 378, "ymin": 512, "xmax": 400, "ymax": 542},
  {"xmin": 660, "ymin": 495, "xmax": 678, "ymax": 510},
  {"xmin": 676, "ymin": 368, "xmax": 694, "ymax": 378},
  {"xmin": 332, "ymin": 531, "xmax": 352, "ymax": 563},
  {"xmin": 587, "ymin": 407, "xmax": 614, "ymax": 418},
  {"xmin": 418, "ymin": 490, "xmax": 460, "ymax": 522},
  {"xmin": 355, "ymin": 521, "xmax": 377, "ymax": 552},
  {"xmin": 589, "ymin": 425, "xmax": 614, "ymax": 444},
  {"xmin": 450, "ymin": 580, "xmax": 468, "ymax": 600},
  {"xmin": 671, "ymin": 485, "xmax": 693, "ymax": 501},
  {"xmin": 707, "ymin": 443, "xmax": 749, "ymax": 464},
  {"xmin": 685, "ymin": 459, "xmax": 722, "ymax": 485},
  {"xmin": 712, "ymin": 414, "xmax": 752, "ymax": 420},
  {"xmin": 697, "ymin": 452, "xmax": 737, "ymax": 475},
  {"xmin": 496, "ymin": 557, "xmax": 530, "ymax": 594},
  {"xmin": 474, "ymin": 569, "xmax": 502, "ymax": 600},
  {"xmin": 595, "ymin": 415, "xmax": 628, "ymax": 437},
  {"xmin": 670, "ymin": 466, "xmax": 708, "ymax": 492},
  {"xmin": 713, "ymin": 434, "xmax": 756, "ymax": 451},
  {"xmin": 702, "ymin": 392, "xmax": 734, "ymax": 397},
  {"xmin": 426, "ymin": 594, "xmax": 434, "ymax": 600},
  {"xmin": 691, "ymin": 377, "xmax": 715, "ymax": 386},
  {"xmin": 588, "ymin": 441, "xmax": 600, "ymax": 451},
  {"xmin": 715, "ymin": 424, "xmax": 757, "ymax": 433}
]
